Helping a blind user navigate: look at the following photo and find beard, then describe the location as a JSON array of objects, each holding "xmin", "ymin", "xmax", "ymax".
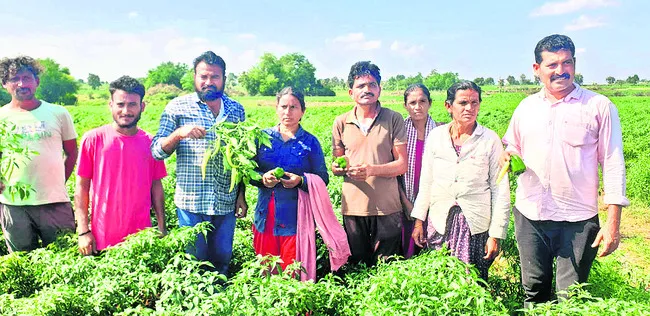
[
  {"xmin": 114, "ymin": 112, "xmax": 142, "ymax": 129},
  {"xmin": 14, "ymin": 88, "xmax": 35, "ymax": 101},
  {"xmin": 196, "ymin": 84, "xmax": 225, "ymax": 102}
]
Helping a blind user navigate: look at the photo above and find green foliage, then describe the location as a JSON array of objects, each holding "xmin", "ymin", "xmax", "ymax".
[
  {"xmin": 519, "ymin": 74, "xmax": 533, "ymax": 85},
  {"xmin": 522, "ymin": 284, "xmax": 650, "ymax": 315},
  {"xmin": 239, "ymin": 53, "xmax": 334, "ymax": 96},
  {"xmin": 575, "ymin": 73, "xmax": 584, "ymax": 85},
  {"xmin": 180, "ymin": 68, "xmax": 194, "ymax": 92},
  {"xmin": 3, "ymin": 87, "xmax": 649, "ymax": 314},
  {"xmin": 627, "ymin": 74, "xmax": 640, "ymax": 85},
  {"xmin": 384, "ymin": 70, "xmax": 460, "ymax": 91},
  {"xmin": 0, "ymin": 89, "xmax": 10, "ymax": 105},
  {"xmin": 35, "ymin": 58, "xmax": 79, "ymax": 105},
  {"xmin": 87, "ymin": 73, "xmax": 101, "ymax": 89},
  {"xmin": 424, "ymin": 70, "xmax": 461, "ymax": 91},
  {"xmin": 144, "ymin": 62, "xmax": 189, "ymax": 89},
  {"xmin": 203, "ymin": 121, "xmax": 269, "ymax": 192},
  {"xmin": 144, "ymin": 83, "xmax": 184, "ymax": 102},
  {"xmin": 506, "ymin": 75, "xmax": 518, "ymax": 85},
  {"xmin": 0, "ymin": 120, "xmax": 38, "ymax": 201},
  {"xmin": 606, "ymin": 76, "xmax": 616, "ymax": 84},
  {"xmin": 343, "ymin": 250, "xmax": 509, "ymax": 315}
]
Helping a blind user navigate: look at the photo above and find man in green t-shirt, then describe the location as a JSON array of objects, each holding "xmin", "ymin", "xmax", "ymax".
[{"xmin": 0, "ymin": 56, "xmax": 78, "ymax": 252}]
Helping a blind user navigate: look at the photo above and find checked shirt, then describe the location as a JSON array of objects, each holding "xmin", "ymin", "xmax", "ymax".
[{"xmin": 151, "ymin": 93, "xmax": 245, "ymax": 215}]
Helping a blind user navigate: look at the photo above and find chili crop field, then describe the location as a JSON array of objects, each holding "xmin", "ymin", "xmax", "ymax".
[{"xmin": 1, "ymin": 87, "xmax": 649, "ymax": 315}]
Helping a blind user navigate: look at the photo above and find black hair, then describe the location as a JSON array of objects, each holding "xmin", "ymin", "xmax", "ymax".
[
  {"xmin": 193, "ymin": 51, "xmax": 226, "ymax": 76},
  {"xmin": 404, "ymin": 83, "xmax": 431, "ymax": 104},
  {"xmin": 0, "ymin": 56, "xmax": 43, "ymax": 85},
  {"xmin": 109, "ymin": 75, "xmax": 146, "ymax": 100},
  {"xmin": 534, "ymin": 34, "xmax": 575, "ymax": 64},
  {"xmin": 347, "ymin": 61, "xmax": 381, "ymax": 88},
  {"xmin": 445, "ymin": 80, "xmax": 482, "ymax": 104},
  {"xmin": 276, "ymin": 86, "xmax": 306, "ymax": 112}
]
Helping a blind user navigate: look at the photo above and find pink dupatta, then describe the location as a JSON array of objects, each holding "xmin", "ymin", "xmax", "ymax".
[{"xmin": 296, "ymin": 173, "xmax": 351, "ymax": 281}]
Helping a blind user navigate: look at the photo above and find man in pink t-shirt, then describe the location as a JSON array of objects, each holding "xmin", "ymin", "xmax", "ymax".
[{"xmin": 74, "ymin": 76, "xmax": 167, "ymax": 254}]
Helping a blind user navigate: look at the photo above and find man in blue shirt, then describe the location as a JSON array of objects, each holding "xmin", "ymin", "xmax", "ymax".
[{"xmin": 151, "ymin": 51, "xmax": 247, "ymax": 276}]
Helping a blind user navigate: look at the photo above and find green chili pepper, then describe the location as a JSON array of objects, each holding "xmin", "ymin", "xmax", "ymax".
[
  {"xmin": 273, "ymin": 167, "xmax": 285, "ymax": 179},
  {"xmin": 201, "ymin": 147, "xmax": 212, "ymax": 180},
  {"xmin": 510, "ymin": 154, "xmax": 526, "ymax": 176},
  {"xmin": 335, "ymin": 156, "xmax": 347, "ymax": 169},
  {"xmin": 212, "ymin": 135, "xmax": 221, "ymax": 159},
  {"xmin": 229, "ymin": 168, "xmax": 239, "ymax": 192}
]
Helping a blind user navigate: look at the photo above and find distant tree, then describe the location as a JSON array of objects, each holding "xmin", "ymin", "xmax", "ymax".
[
  {"xmin": 484, "ymin": 77, "xmax": 495, "ymax": 85},
  {"xmin": 144, "ymin": 62, "xmax": 189, "ymax": 89},
  {"xmin": 77, "ymin": 79, "xmax": 85, "ymax": 84},
  {"xmin": 574, "ymin": 73, "xmax": 584, "ymax": 85},
  {"xmin": 606, "ymin": 76, "xmax": 616, "ymax": 85},
  {"xmin": 506, "ymin": 75, "xmax": 518, "ymax": 85},
  {"xmin": 0, "ymin": 89, "xmax": 10, "ymax": 105},
  {"xmin": 473, "ymin": 77, "xmax": 485, "ymax": 86},
  {"xmin": 36, "ymin": 58, "xmax": 79, "ymax": 105},
  {"xmin": 320, "ymin": 76, "xmax": 346, "ymax": 90},
  {"xmin": 240, "ymin": 53, "xmax": 332, "ymax": 96},
  {"xmin": 519, "ymin": 74, "xmax": 532, "ymax": 85},
  {"xmin": 87, "ymin": 73, "xmax": 101, "ymax": 89},
  {"xmin": 498, "ymin": 78, "xmax": 505, "ymax": 88},
  {"xmin": 626, "ymin": 74, "xmax": 640, "ymax": 85},
  {"xmin": 424, "ymin": 70, "xmax": 460, "ymax": 90},
  {"xmin": 534, "ymin": 76, "xmax": 541, "ymax": 85},
  {"xmin": 180, "ymin": 69, "xmax": 194, "ymax": 92},
  {"xmin": 615, "ymin": 79, "xmax": 625, "ymax": 86}
]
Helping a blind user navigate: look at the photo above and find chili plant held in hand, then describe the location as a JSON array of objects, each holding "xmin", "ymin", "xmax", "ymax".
[
  {"xmin": 496, "ymin": 154, "xmax": 526, "ymax": 184},
  {"xmin": 200, "ymin": 120, "xmax": 272, "ymax": 192},
  {"xmin": 0, "ymin": 120, "xmax": 38, "ymax": 201}
]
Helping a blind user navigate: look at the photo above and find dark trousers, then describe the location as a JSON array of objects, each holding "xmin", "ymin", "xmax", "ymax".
[
  {"xmin": 514, "ymin": 207, "xmax": 599, "ymax": 307},
  {"xmin": 343, "ymin": 212, "xmax": 402, "ymax": 267},
  {"xmin": 1, "ymin": 202, "xmax": 75, "ymax": 252}
]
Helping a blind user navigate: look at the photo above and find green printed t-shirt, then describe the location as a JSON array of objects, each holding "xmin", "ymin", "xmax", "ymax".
[{"xmin": 0, "ymin": 101, "xmax": 77, "ymax": 205}]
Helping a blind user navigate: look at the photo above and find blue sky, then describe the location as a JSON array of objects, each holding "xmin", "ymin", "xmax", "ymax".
[{"xmin": 1, "ymin": 0, "xmax": 648, "ymax": 84}]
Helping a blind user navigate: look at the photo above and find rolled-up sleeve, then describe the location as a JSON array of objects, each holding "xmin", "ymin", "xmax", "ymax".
[
  {"xmin": 598, "ymin": 102, "xmax": 630, "ymax": 207},
  {"xmin": 151, "ymin": 108, "xmax": 177, "ymax": 160}
]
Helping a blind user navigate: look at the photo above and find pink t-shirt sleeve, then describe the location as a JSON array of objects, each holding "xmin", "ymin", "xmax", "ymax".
[
  {"xmin": 77, "ymin": 133, "xmax": 95, "ymax": 179},
  {"xmin": 153, "ymin": 159, "xmax": 167, "ymax": 180}
]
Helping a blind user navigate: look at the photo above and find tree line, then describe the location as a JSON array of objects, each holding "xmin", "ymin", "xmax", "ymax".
[{"xmin": 1, "ymin": 54, "xmax": 647, "ymax": 106}]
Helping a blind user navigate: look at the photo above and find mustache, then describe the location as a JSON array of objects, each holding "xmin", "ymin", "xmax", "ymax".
[
  {"xmin": 551, "ymin": 73, "xmax": 571, "ymax": 81},
  {"xmin": 361, "ymin": 92, "xmax": 375, "ymax": 98}
]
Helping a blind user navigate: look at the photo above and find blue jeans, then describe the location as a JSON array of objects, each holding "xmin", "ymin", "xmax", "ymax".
[{"xmin": 176, "ymin": 209, "xmax": 236, "ymax": 276}]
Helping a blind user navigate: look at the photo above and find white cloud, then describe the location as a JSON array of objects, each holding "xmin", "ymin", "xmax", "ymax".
[
  {"xmin": 127, "ymin": 11, "xmax": 138, "ymax": 19},
  {"xmin": 390, "ymin": 41, "xmax": 424, "ymax": 57},
  {"xmin": 564, "ymin": 15, "xmax": 606, "ymax": 31},
  {"xmin": 531, "ymin": 0, "xmax": 618, "ymax": 17},
  {"xmin": 0, "ymin": 28, "xmax": 233, "ymax": 81},
  {"xmin": 236, "ymin": 33, "xmax": 257, "ymax": 41},
  {"xmin": 330, "ymin": 33, "xmax": 381, "ymax": 51}
]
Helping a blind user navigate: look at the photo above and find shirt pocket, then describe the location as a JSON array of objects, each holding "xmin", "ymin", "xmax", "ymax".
[
  {"xmin": 561, "ymin": 120, "xmax": 597, "ymax": 147},
  {"xmin": 463, "ymin": 152, "xmax": 489, "ymax": 183},
  {"xmin": 287, "ymin": 142, "xmax": 310, "ymax": 169}
]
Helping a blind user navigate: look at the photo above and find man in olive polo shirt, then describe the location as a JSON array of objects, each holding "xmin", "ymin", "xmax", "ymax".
[{"xmin": 332, "ymin": 61, "xmax": 408, "ymax": 266}]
